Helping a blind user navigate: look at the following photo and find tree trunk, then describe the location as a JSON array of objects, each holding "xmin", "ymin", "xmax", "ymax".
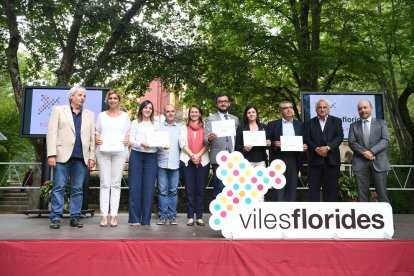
[
  {"xmin": 289, "ymin": 0, "xmax": 320, "ymax": 92},
  {"xmin": 377, "ymin": 3, "xmax": 412, "ymax": 162}
]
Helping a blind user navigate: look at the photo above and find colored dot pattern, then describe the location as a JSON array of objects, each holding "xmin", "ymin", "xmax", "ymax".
[
  {"xmin": 209, "ymin": 151, "xmax": 286, "ymax": 231},
  {"xmin": 38, "ymin": 95, "xmax": 61, "ymax": 115}
]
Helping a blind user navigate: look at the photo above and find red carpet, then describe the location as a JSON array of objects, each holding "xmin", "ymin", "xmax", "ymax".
[{"xmin": 1, "ymin": 240, "xmax": 414, "ymax": 275}]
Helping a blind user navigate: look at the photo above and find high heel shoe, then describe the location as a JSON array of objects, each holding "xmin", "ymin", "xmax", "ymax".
[
  {"xmin": 100, "ymin": 216, "xmax": 108, "ymax": 227},
  {"xmin": 110, "ymin": 216, "xmax": 118, "ymax": 227}
]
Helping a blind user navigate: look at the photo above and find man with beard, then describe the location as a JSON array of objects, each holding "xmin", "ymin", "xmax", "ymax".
[{"xmin": 205, "ymin": 93, "xmax": 239, "ymax": 199}]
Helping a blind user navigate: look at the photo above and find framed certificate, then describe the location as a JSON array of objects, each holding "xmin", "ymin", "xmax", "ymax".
[
  {"xmin": 99, "ymin": 133, "xmax": 125, "ymax": 152},
  {"xmin": 146, "ymin": 131, "xmax": 169, "ymax": 147},
  {"xmin": 280, "ymin": 136, "xmax": 303, "ymax": 152},
  {"xmin": 243, "ymin": 131, "xmax": 266, "ymax": 146},
  {"xmin": 211, "ymin": 119, "xmax": 236, "ymax": 137}
]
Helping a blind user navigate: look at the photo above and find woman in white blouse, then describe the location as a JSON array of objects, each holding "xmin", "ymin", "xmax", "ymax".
[
  {"xmin": 179, "ymin": 105, "xmax": 210, "ymax": 226},
  {"xmin": 128, "ymin": 100, "xmax": 158, "ymax": 226},
  {"xmin": 95, "ymin": 90, "xmax": 130, "ymax": 227}
]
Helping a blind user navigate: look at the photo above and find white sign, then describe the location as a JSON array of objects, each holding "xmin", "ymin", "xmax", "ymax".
[
  {"xmin": 219, "ymin": 202, "xmax": 394, "ymax": 240},
  {"xmin": 243, "ymin": 131, "xmax": 266, "ymax": 147},
  {"xmin": 309, "ymin": 94, "xmax": 376, "ymax": 139},
  {"xmin": 208, "ymin": 151, "xmax": 394, "ymax": 240},
  {"xmin": 99, "ymin": 133, "xmax": 125, "ymax": 152},
  {"xmin": 280, "ymin": 136, "xmax": 303, "ymax": 152},
  {"xmin": 147, "ymin": 131, "xmax": 169, "ymax": 147},
  {"xmin": 211, "ymin": 120, "xmax": 236, "ymax": 137},
  {"xmin": 29, "ymin": 88, "xmax": 104, "ymax": 135}
]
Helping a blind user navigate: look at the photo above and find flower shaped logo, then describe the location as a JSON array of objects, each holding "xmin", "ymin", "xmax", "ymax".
[{"xmin": 209, "ymin": 151, "xmax": 286, "ymax": 231}]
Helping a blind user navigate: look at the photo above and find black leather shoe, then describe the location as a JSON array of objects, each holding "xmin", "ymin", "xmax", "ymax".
[
  {"xmin": 50, "ymin": 221, "xmax": 60, "ymax": 229},
  {"xmin": 70, "ymin": 217, "xmax": 83, "ymax": 228}
]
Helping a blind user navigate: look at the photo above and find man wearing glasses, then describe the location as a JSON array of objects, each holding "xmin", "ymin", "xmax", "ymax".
[
  {"xmin": 205, "ymin": 93, "xmax": 239, "ymax": 199},
  {"xmin": 266, "ymin": 101, "xmax": 307, "ymax": 201}
]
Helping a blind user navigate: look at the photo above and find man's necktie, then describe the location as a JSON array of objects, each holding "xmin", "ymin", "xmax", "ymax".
[
  {"xmin": 363, "ymin": 119, "xmax": 370, "ymax": 148},
  {"xmin": 224, "ymin": 114, "xmax": 233, "ymax": 152}
]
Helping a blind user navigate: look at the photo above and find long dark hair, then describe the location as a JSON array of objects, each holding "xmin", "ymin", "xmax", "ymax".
[
  {"xmin": 243, "ymin": 105, "xmax": 260, "ymax": 125},
  {"xmin": 137, "ymin": 100, "xmax": 154, "ymax": 123},
  {"xmin": 187, "ymin": 104, "xmax": 204, "ymax": 127}
]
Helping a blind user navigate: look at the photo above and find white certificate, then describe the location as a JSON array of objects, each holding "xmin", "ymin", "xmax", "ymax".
[
  {"xmin": 211, "ymin": 119, "xmax": 236, "ymax": 137},
  {"xmin": 146, "ymin": 131, "xmax": 169, "ymax": 147},
  {"xmin": 243, "ymin": 131, "xmax": 266, "ymax": 146},
  {"xmin": 100, "ymin": 133, "xmax": 125, "ymax": 152},
  {"xmin": 280, "ymin": 136, "xmax": 303, "ymax": 152}
]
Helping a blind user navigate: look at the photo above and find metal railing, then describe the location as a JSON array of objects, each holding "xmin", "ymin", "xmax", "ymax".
[{"xmin": 1, "ymin": 162, "xmax": 413, "ymax": 191}]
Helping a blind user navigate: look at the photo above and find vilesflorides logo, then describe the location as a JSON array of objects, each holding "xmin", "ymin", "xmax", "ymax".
[{"xmin": 208, "ymin": 151, "xmax": 394, "ymax": 239}]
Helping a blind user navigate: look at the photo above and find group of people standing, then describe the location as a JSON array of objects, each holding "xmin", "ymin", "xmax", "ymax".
[{"xmin": 46, "ymin": 86, "xmax": 391, "ymax": 230}]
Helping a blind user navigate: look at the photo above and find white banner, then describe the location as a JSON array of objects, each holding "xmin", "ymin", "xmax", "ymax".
[{"xmin": 216, "ymin": 202, "xmax": 394, "ymax": 240}]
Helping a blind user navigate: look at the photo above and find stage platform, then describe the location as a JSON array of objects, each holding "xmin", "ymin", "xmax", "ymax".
[{"xmin": 1, "ymin": 214, "xmax": 414, "ymax": 275}]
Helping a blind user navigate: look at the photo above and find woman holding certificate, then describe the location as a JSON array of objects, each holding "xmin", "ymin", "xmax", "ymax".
[
  {"xmin": 95, "ymin": 90, "xmax": 130, "ymax": 227},
  {"xmin": 128, "ymin": 100, "xmax": 158, "ymax": 226},
  {"xmin": 179, "ymin": 105, "xmax": 210, "ymax": 226},
  {"xmin": 235, "ymin": 105, "xmax": 270, "ymax": 167}
]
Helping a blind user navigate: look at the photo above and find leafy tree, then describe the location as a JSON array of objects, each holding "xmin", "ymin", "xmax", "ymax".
[{"xmin": 1, "ymin": 0, "xmax": 179, "ymax": 164}]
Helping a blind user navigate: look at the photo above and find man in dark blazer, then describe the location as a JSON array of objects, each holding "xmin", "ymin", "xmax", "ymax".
[
  {"xmin": 348, "ymin": 99, "xmax": 390, "ymax": 202},
  {"xmin": 204, "ymin": 93, "xmax": 239, "ymax": 199},
  {"xmin": 266, "ymin": 101, "xmax": 307, "ymax": 201},
  {"xmin": 305, "ymin": 98, "xmax": 344, "ymax": 202}
]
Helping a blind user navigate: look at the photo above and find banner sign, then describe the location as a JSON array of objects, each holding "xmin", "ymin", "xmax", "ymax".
[
  {"xmin": 209, "ymin": 151, "xmax": 394, "ymax": 239},
  {"xmin": 219, "ymin": 202, "xmax": 393, "ymax": 239}
]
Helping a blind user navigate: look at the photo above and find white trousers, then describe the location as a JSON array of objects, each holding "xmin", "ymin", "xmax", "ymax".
[{"xmin": 96, "ymin": 151, "xmax": 126, "ymax": 216}]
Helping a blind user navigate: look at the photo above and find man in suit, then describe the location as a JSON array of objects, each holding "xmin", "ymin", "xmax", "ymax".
[
  {"xmin": 204, "ymin": 93, "xmax": 239, "ymax": 199},
  {"xmin": 348, "ymin": 99, "xmax": 390, "ymax": 202},
  {"xmin": 266, "ymin": 101, "xmax": 307, "ymax": 201},
  {"xmin": 47, "ymin": 86, "xmax": 95, "ymax": 229},
  {"xmin": 305, "ymin": 98, "xmax": 344, "ymax": 202}
]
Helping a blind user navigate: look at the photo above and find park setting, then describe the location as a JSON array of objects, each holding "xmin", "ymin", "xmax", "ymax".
[{"xmin": 1, "ymin": 1, "xmax": 414, "ymax": 275}]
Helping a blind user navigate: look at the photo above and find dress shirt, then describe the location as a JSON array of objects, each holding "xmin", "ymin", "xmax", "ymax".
[
  {"xmin": 218, "ymin": 112, "xmax": 235, "ymax": 151},
  {"xmin": 318, "ymin": 115, "xmax": 328, "ymax": 132},
  {"xmin": 157, "ymin": 121, "xmax": 181, "ymax": 170},
  {"xmin": 70, "ymin": 106, "xmax": 83, "ymax": 159},
  {"xmin": 363, "ymin": 116, "xmax": 372, "ymax": 136},
  {"xmin": 282, "ymin": 118, "xmax": 295, "ymax": 136}
]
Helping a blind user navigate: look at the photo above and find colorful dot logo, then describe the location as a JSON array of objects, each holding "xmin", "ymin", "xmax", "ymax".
[{"xmin": 209, "ymin": 151, "xmax": 286, "ymax": 231}]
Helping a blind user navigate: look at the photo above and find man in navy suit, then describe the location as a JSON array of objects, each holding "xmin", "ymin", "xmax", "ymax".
[
  {"xmin": 305, "ymin": 98, "xmax": 344, "ymax": 202},
  {"xmin": 205, "ymin": 93, "xmax": 239, "ymax": 199},
  {"xmin": 266, "ymin": 101, "xmax": 307, "ymax": 201},
  {"xmin": 348, "ymin": 99, "xmax": 390, "ymax": 202}
]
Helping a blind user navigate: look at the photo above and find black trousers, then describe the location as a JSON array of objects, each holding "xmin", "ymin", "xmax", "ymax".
[{"xmin": 308, "ymin": 163, "xmax": 340, "ymax": 202}]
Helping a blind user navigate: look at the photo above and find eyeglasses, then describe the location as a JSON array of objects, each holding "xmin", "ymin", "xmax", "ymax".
[{"xmin": 217, "ymin": 100, "xmax": 229, "ymax": 104}]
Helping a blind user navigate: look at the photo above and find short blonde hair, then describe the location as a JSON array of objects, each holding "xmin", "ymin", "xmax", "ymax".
[{"xmin": 104, "ymin": 89, "xmax": 122, "ymax": 104}]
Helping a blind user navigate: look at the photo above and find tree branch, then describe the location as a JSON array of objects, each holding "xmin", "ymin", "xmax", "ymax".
[{"xmin": 83, "ymin": 0, "xmax": 148, "ymax": 86}]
